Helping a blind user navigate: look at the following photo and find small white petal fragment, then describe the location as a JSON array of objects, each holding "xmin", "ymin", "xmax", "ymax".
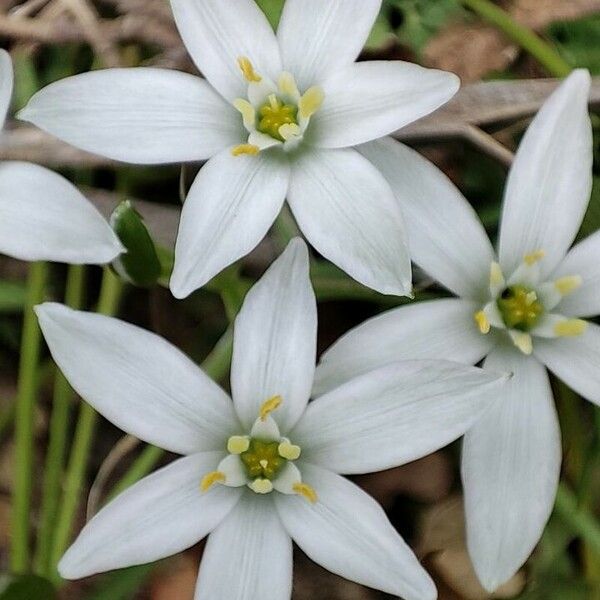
[
  {"xmin": 273, "ymin": 461, "xmax": 302, "ymax": 494},
  {"xmin": 0, "ymin": 49, "xmax": 13, "ymax": 127},
  {"xmin": 509, "ymin": 331, "xmax": 533, "ymax": 355},
  {"xmin": 250, "ymin": 415, "xmax": 281, "ymax": 442},
  {"xmin": 216, "ymin": 455, "xmax": 248, "ymax": 488}
]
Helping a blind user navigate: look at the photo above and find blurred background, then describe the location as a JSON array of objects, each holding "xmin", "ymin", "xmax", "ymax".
[{"xmin": 0, "ymin": 0, "xmax": 600, "ymax": 598}]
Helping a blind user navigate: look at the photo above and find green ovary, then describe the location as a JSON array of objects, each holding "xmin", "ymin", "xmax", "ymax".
[
  {"xmin": 240, "ymin": 439, "xmax": 285, "ymax": 480},
  {"xmin": 257, "ymin": 95, "xmax": 298, "ymax": 141},
  {"xmin": 497, "ymin": 285, "xmax": 544, "ymax": 331}
]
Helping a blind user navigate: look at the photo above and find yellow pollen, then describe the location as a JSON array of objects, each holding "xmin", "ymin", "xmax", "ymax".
[
  {"xmin": 474, "ymin": 310, "xmax": 491, "ymax": 334},
  {"xmin": 490, "ymin": 262, "xmax": 504, "ymax": 286},
  {"xmin": 233, "ymin": 98, "xmax": 256, "ymax": 129},
  {"xmin": 259, "ymin": 395, "xmax": 282, "ymax": 421},
  {"xmin": 278, "ymin": 72, "xmax": 299, "ymax": 97},
  {"xmin": 293, "ymin": 482, "xmax": 318, "ymax": 504},
  {"xmin": 554, "ymin": 319, "xmax": 588, "ymax": 337},
  {"xmin": 555, "ymin": 275, "xmax": 583, "ymax": 296},
  {"xmin": 200, "ymin": 471, "xmax": 225, "ymax": 492},
  {"xmin": 231, "ymin": 144, "xmax": 260, "ymax": 157},
  {"xmin": 299, "ymin": 86, "xmax": 324, "ymax": 119},
  {"xmin": 249, "ymin": 478, "xmax": 273, "ymax": 494},
  {"xmin": 278, "ymin": 441, "xmax": 301, "ymax": 460},
  {"xmin": 227, "ymin": 436, "xmax": 250, "ymax": 454},
  {"xmin": 238, "ymin": 56, "xmax": 261, "ymax": 82},
  {"xmin": 511, "ymin": 331, "xmax": 533, "ymax": 355},
  {"xmin": 524, "ymin": 250, "xmax": 546, "ymax": 266}
]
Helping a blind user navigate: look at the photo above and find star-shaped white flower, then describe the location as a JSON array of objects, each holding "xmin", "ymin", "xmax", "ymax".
[
  {"xmin": 0, "ymin": 51, "xmax": 122, "ymax": 265},
  {"xmin": 19, "ymin": 0, "xmax": 459, "ymax": 297},
  {"xmin": 36, "ymin": 239, "xmax": 505, "ymax": 600},
  {"xmin": 313, "ymin": 70, "xmax": 595, "ymax": 591}
]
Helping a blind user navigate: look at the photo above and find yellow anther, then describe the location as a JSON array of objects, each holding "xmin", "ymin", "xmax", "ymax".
[
  {"xmin": 490, "ymin": 262, "xmax": 504, "ymax": 286},
  {"xmin": 293, "ymin": 482, "xmax": 318, "ymax": 504},
  {"xmin": 510, "ymin": 331, "xmax": 533, "ymax": 355},
  {"xmin": 554, "ymin": 319, "xmax": 588, "ymax": 337},
  {"xmin": 278, "ymin": 441, "xmax": 301, "ymax": 461},
  {"xmin": 524, "ymin": 250, "xmax": 545, "ymax": 266},
  {"xmin": 200, "ymin": 471, "xmax": 225, "ymax": 492},
  {"xmin": 278, "ymin": 72, "xmax": 299, "ymax": 97},
  {"xmin": 279, "ymin": 123, "xmax": 301, "ymax": 141},
  {"xmin": 233, "ymin": 98, "xmax": 256, "ymax": 129},
  {"xmin": 249, "ymin": 478, "xmax": 273, "ymax": 494},
  {"xmin": 238, "ymin": 56, "xmax": 261, "ymax": 82},
  {"xmin": 231, "ymin": 144, "xmax": 260, "ymax": 157},
  {"xmin": 227, "ymin": 436, "xmax": 250, "ymax": 455},
  {"xmin": 299, "ymin": 86, "xmax": 324, "ymax": 119},
  {"xmin": 525, "ymin": 291, "xmax": 538, "ymax": 306},
  {"xmin": 555, "ymin": 275, "xmax": 583, "ymax": 296},
  {"xmin": 474, "ymin": 310, "xmax": 491, "ymax": 334},
  {"xmin": 259, "ymin": 395, "xmax": 282, "ymax": 421}
]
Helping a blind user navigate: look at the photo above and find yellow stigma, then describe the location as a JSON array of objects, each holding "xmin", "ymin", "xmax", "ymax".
[
  {"xmin": 278, "ymin": 441, "xmax": 301, "ymax": 461},
  {"xmin": 227, "ymin": 436, "xmax": 250, "ymax": 454},
  {"xmin": 554, "ymin": 319, "xmax": 588, "ymax": 337},
  {"xmin": 298, "ymin": 86, "xmax": 324, "ymax": 119},
  {"xmin": 200, "ymin": 471, "xmax": 225, "ymax": 492},
  {"xmin": 497, "ymin": 285, "xmax": 544, "ymax": 331},
  {"xmin": 293, "ymin": 482, "xmax": 318, "ymax": 504},
  {"xmin": 555, "ymin": 275, "xmax": 583, "ymax": 296},
  {"xmin": 233, "ymin": 98, "xmax": 256, "ymax": 129},
  {"xmin": 249, "ymin": 478, "xmax": 273, "ymax": 494},
  {"xmin": 238, "ymin": 56, "xmax": 261, "ymax": 82},
  {"xmin": 474, "ymin": 310, "xmax": 491, "ymax": 334},
  {"xmin": 259, "ymin": 395, "xmax": 282, "ymax": 421},
  {"xmin": 490, "ymin": 262, "xmax": 504, "ymax": 287},
  {"xmin": 524, "ymin": 250, "xmax": 545, "ymax": 266},
  {"xmin": 510, "ymin": 331, "xmax": 533, "ymax": 355},
  {"xmin": 231, "ymin": 144, "xmax": 260, "ymax": 157}
]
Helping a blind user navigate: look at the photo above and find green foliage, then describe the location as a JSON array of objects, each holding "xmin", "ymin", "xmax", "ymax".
[
  {"xmin": 0, "ymin": 575, "xmax": 56, "ymax": 600},
  {"xmin": 256, "ymin": 0, "xmax": 285, "ymax": 29},
  {"xmin": 548, "ymin": 16, "xmax": 600, "ymax": 75},
  {"xmin": 0, "ymin": 281, "xmax": 26, "ymax": 313}
]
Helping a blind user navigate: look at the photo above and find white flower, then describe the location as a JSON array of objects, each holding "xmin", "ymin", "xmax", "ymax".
[
  {"xmin": 313, "ymin": 70, "xmax": 595, "ymax": 591},
  {"xmin": 0, "ymin": 51, "xmax": 122, "ymax": 265},
  {"xmin": 36, "ymin": 239, "xmax": 505, "ymax": 600},
  {"xmin": 19, "ymin": 0, "xmax": 459, "ymax": 297}
]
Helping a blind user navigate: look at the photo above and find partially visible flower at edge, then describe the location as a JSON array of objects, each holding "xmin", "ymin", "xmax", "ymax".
[
  {"xmin": 313, "ymin": 70, "xmax": 595, "ymax": 592},
  {"xmin": 36, "ymin": 239, "xmax": 507, "ymax": 600},
  {"xmin": 18, "ymin": 0, "xmax": 460, "ymax": 297},
  {"xmin": 0, "ymin": 50, "xmax": 122, "ymax": 265}
]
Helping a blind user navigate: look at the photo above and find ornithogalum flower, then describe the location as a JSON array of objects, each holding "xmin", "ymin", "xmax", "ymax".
[
  {"xmin": 313, "ymin": 70, "xmax": 595, "ymax": 592},
  {"xmin": 0, "ymin": 50, "xmax": 122, "ymax": 265},
  {"xmin": 19, "ymin": 0, "xmax": 459, "ymax": 298},
  {"xmin": 36, "ymin": 239, "xmax": 506, "ymax": 600}
]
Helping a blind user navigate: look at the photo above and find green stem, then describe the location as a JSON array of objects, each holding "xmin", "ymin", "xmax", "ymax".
[
  {"xmin": 10, "ymin": 262, "xmax": 48, "ymax": 574},
  {"xmin": 555, "ymin": 482, "xmax": 600, "ymax": 556},
  {"xmin": 50, "ymin": 269, "xmax": 123, "ymax": 582},
  {"xmin": 35, "ymin": 265, "xmax": 86, "ymax": 576},
  {"xmin": 458, "ymin": 0, "xmax": 572, "ymax": 77}
]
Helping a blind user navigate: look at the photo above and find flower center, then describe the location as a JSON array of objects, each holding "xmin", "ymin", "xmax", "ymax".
[
  {"xmin": 497, "ymin": 285, "xmax": 544, "ymax": 331},
  {"xmin": 240, "ymin": 439, "xmax": 286, "ymax": 479},
  {"xmin": 257, "ymin": 95, "xmax": 298, "ymax": 142}
]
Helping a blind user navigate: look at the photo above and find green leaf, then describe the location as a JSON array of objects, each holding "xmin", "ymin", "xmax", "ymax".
[
  {"xmin": 110, "ymin": 200, "xmax": 162, "ymax": 288},
  {"xmin": 255, "ymin": 0, "xmax": 284, "ymax": 29},
  {"xmin": 0, "ymin": 280, "xmax": 26, "ymax": 313},
  {"xmin": 578, "ymin": 176, "xmax": 600, "ymax": 241},
  {"xmin": 0, "ymin": 575, "xmax": 56, "ymax": 600}
]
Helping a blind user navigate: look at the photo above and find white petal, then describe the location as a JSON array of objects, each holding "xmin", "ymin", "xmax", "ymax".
[
  {"xmin": 359, "ymin": 138, "xmax": 494, "ymax": 299},
  {"xmin": 273, "ymin": 462, "xmax": 302, "ymax": 494},
  {"xmin": 0, "ymin": 162, "xmax": 122, "ymax": 264},
  {"xmin": 231, "ymin": 239, "xmax": 317, "ymax": 432},
  {"xmin": 19, "ymin": 68, "xmax": 240, "ymax": 164},
  {"xmin": 0, "ymin": 49, "xmax": 13, "ymax": 127},
  {"xmin": 534, "ymin": 322, "xmax": 600, "ymax": 406},
  {"xmin": 309, "ymin": 61, "xmax": 459, "ymax": 149},
  {"xmin": 36, "ymin": 304, "xmax": 238, "ymax": 455},
  {"xmin": 295, "ymin": 360, "xmax": 506, "ymax": 475},
  {"xmin": 462, "ymin": 346, "xmax": 561, "ymax": 592},
  {"xmin": 275, "ymin": 463, "xmax": 436, "ymax": 599},
  {"xmin": 170, "ymin": 149, "xmax": 289, "ymax": 299},
  {"xmin": 498, "ymin": 70, "xmax": 593, "ymax": 278},
  {"xmin": 216, "ymin": 454, "xmax": 248, "ymax": 488},
  {"xmin": 196, "ymin": 493, "xmax": 292, "ymax": 600},
  {"xmin": 551, "ymin": 231, "xmax": 600, "ymax": 317},
  {"xmin": 277, "ymin": 0, "xmax": 381, "ymax": 90},
  {"xmin": 59, "ymin": 452, "xmax": 242, "ymax": 579},
  {"xmin": 288, "ymin": 148, "xmax": 411, "ymax": 296},
  {"xmin": 170, "ymin": 0, "xmax": 282, "ymax": 102},
  {"xmin": 314, "ymin": 298, "xmax": 495, "ymax": 396}
]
